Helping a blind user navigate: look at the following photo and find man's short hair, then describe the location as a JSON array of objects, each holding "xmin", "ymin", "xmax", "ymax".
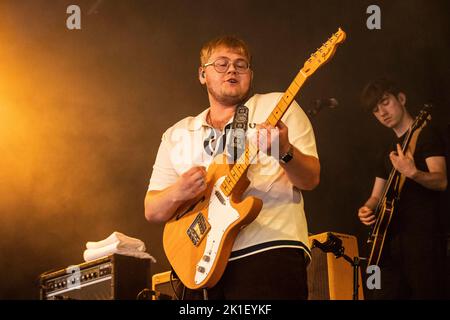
[
  {"xmin": 361, "ymin": 77, "xmax": 402, "ymax": 112},
  {"xmin": 200, "ymin": 35, "xmax": 251, "ymax": 66}
]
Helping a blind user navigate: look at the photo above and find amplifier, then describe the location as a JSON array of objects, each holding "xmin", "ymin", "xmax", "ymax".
[
  {"xmin": 40, "ymin": 254, "xmax": 151, "ymax": 300},
  {"xmin": 151, "ymin": 270, "xmax": 181, "ymax": 300},
  {"xmin": 307, "ymin": 232, "xmax": 364, "ymax": 300}
]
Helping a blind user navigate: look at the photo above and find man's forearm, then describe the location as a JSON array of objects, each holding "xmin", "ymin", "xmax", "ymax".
[
  {"xmin": 364, "ymin": 196, "xmax": 380, "ymax": 210},
  {"xmin": 410, "ymin": 170, "xmax": 447, "ymax": 191},
  {"xmin": 144, "ymin": 186, "xmax": 183, "ymax": 223},
  {"xmin": 280, "ymin": 147, "xmax": 320, "ymax": 190}
]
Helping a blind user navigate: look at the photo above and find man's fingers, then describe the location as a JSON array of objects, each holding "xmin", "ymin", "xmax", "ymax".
[
  {"xmin": 396, "ymin": 143, "xmax": 404, "ymax": 157},
  {"xmin": 193, "ymin": 170, "xmax": 205, "ymax": 181},
  {"xmin": 360, "ymin": 215, "xmax": 376, "ymax": 222},
  {"xmin": 186, "ymin": 166, "xmax": 206, "ymax": 176},
  {"xmin": 276, "ymin": 120, "xmax": 287, "ymax": 129},
  {"xmin": 358, "ymin": 207, "xmax": 372, "ymax": 216},
  {"xmin": 359, "ymin": 210, "xmax": 373, "ymax": 218}
]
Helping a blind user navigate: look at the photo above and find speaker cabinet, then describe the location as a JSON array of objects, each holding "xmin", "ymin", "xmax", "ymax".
[{"xmin": 307, "ymin": 232, "xmax": 364, "ymax": 300}]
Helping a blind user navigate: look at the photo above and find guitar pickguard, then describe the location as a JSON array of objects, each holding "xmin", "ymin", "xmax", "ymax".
[{"xmin": 194, "ymin": 176, "xmax": 240, "ymax": 285}]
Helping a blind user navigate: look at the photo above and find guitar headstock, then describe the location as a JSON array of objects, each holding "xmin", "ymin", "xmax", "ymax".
[
  {"xmin": 412, "ymin": 104, "xmax": 433, "ymax": 131},
  {"xmin": 302, "ymin": 28, "xmax": 346, "ymax": 77}
]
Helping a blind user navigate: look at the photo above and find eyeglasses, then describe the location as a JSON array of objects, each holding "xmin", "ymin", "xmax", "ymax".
[{"xmin": 202, "ymin": 57, "xmax": 250, "ymax": 74}]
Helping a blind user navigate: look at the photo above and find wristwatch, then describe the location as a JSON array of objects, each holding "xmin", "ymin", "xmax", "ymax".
[{"xmin": 279, "ymin": 144, "xmax": 294, "ymax": 164}]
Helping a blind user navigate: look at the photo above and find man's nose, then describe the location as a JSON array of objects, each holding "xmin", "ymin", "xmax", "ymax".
[
  {"xmin": 227, "ymin": 62, "xmax": 238, "ymax": 74},
  {"xmin": 378, "ymin": 106, "xmax": 387, "ymax": 115}
]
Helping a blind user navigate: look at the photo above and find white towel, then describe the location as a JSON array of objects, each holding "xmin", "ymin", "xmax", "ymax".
[
  {"xmin": 86, "ymin": 231, "xmax": 145, "ymax": 251},
  {"xmin": 83, "ymin": 231, "xmax": 156, "ymax": 263}
]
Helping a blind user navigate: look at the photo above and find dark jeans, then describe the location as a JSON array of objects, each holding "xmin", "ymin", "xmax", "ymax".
[
  {"xmin": 370, "ymin": 233, "xmax": 445, "ymax": 300},
  {"xmin": 180, "ymin": 247, "xmax": 308, "ymax": 300}
]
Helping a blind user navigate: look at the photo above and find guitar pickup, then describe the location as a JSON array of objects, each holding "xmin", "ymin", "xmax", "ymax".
[
  {"xmin": 186, "ymin": 212, "xmax": 211, "ymax": 247},
  {"xmin": 214, "ymin": 191, "xmax": 226, "ymax": 205}
]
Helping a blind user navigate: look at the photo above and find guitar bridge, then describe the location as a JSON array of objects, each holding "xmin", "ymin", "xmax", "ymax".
[{"xmin": 187, "ymin": 212, "xmax": 211, "ymax": 247}]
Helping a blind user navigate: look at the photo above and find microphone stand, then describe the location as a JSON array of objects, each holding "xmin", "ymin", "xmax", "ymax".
[{"xmin": 312, "ymin": 232, "xmax": 363, "ymax": 300}]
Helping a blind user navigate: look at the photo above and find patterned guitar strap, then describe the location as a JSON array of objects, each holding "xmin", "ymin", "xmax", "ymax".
[{"xmin": 228, "ymin": 103, "xmax": 249, "ymax": 163}]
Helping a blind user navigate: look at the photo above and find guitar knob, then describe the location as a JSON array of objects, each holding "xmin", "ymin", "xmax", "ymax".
[{"xmin": 197, "ymin": 266, "xmax": 206, "ymax": 273}]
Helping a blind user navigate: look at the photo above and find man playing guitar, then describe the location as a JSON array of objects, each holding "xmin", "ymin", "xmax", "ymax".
[
  {"xmin": 144, "ymin": 35, "xmax": 320, "ymax": 299},
  {"xmin": 358, "ymin": 78, "xmax": 447, "ymax": 299}
]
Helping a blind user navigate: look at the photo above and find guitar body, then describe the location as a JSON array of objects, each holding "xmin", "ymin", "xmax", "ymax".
[
  {"xmin": 163, "ymin": 154, "xmax": 263, "ymax": 289},
  {"xmin": 367, "ymin": 197, "xmax": 396, "ymax": 266}
]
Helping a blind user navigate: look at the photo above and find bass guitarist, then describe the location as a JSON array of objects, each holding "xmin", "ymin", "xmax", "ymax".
[
  {"xmin": 358, "ymin": 78, "xmax": 447, "ymax": 299},
  {"xmin": 144, "ymin": 35, "xmax": 320, "ymax": 299}
]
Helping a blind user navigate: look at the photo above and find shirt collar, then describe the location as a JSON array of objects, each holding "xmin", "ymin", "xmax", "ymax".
[{"xmin": 188, "ymin": 108, "xmax": 210, "ymax": 131}]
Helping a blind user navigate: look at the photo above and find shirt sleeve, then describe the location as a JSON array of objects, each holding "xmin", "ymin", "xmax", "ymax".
[
  {"xmin": 417, "ymin": 124, "xmax": 446, "ymax": 159},
  {"xmin": 148, "ymin": 131, "xmax": 180, "ymax": 191},
  {"xmin": 282, "ymin": 99, "xmax": 319, "ymax": 159}
]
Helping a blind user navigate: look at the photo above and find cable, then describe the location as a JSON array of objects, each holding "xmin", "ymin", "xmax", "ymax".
[
  {"xmin": 170, "ymin": 269, "xmax": 181, "ymax": 300},
  {"xmin": 136, "ymin": 288, "xmax": 154, "ymax": 300}
]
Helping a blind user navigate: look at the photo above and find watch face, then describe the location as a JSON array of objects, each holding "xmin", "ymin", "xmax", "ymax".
[
  {"xmin": 280, "ymin": 149, "xmax": 293, "ymax": 163},
  {"xmin": 281, "ymin": 154, "xmax": 293, "ymax": 163}
]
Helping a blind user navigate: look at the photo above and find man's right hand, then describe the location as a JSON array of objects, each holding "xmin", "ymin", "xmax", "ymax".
[
  {"xmin": 358, "ymin": 206, "xmax": 376, "ymax": 226},
  {"xmin": 173, "ymin": 166, "xmax": 208, "ymax": 202}
]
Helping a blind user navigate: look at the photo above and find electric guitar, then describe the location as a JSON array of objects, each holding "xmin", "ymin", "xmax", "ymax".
[
  {"xmin": 163, "ymin": 28, "xmax": 346, "ymax": 289},
  {"xmin": 367, "ymin": 105, "xmax": 432, "ymax": 266}
]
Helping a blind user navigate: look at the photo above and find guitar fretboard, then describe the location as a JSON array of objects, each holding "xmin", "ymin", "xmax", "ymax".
[{"xmin": 220, "ymin": 71, "xmax": 308, "ymax": 196}]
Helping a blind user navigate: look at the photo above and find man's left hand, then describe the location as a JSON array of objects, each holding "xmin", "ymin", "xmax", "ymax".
[
  {"xmin": 389, "ymin": 143, "xmax": 417, "ymax": 178},
  {"xmin": 255, "ymin": 121, "xmax": 290, "ymax": 157}
]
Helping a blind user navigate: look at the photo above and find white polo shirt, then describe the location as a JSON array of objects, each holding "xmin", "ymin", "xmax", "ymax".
[{"xmin": 148, "ymin": 92, "xmax": 318, "ymax": 260}]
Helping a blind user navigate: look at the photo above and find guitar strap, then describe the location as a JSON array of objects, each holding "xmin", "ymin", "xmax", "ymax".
[{"xmin": 228, "ymin": 103, "xmax": 249, "ymax": 163}]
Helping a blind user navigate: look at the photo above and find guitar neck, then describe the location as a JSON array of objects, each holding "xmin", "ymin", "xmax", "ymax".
[
  {"xmin": 220, "ymin": 69, "xmax": 308, "ymax": 197},
  {"xmin": 266, "ymin": 71, "xmax": 308, "ymax": 126},
  {"xmin": 219, "ymin": 28, "xmax": 347, "ymax": 197}
]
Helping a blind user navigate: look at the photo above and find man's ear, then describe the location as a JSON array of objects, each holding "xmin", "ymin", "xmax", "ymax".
[
  {"xmin": 199, "ymin": 67, "xmax": 206, "ymax": 85},
  {"xmin": 397, "ymin": 92, "xmax": 406, "ymax": 106}
]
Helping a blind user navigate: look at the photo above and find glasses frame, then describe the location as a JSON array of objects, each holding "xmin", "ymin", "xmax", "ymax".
[{"xmin": 202, "ymin": 57, "xmax": 251, "ymax": 74}]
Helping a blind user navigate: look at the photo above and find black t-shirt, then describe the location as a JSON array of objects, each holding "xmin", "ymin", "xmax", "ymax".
[{"xmin": 375, "ymin": 124, "xmax": 446, "ymax": 236}]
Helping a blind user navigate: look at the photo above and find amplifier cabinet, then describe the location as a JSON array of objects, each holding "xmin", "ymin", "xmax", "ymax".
[
  {"xmin": 40, "ymin": 254, "xmax": 151, "ymax": 300},
  {"xmin": 152, "ymin": 271, "xmax": 181, "ymax": 300},
  {"xmin": 307, "ymin": 232, "xmax": 364, "ymax": 300}
]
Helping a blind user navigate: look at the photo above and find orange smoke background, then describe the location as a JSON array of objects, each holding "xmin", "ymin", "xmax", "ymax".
[{"xmin": 1, "ymin": 0, "xmax": 449, "ymax": 299}]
